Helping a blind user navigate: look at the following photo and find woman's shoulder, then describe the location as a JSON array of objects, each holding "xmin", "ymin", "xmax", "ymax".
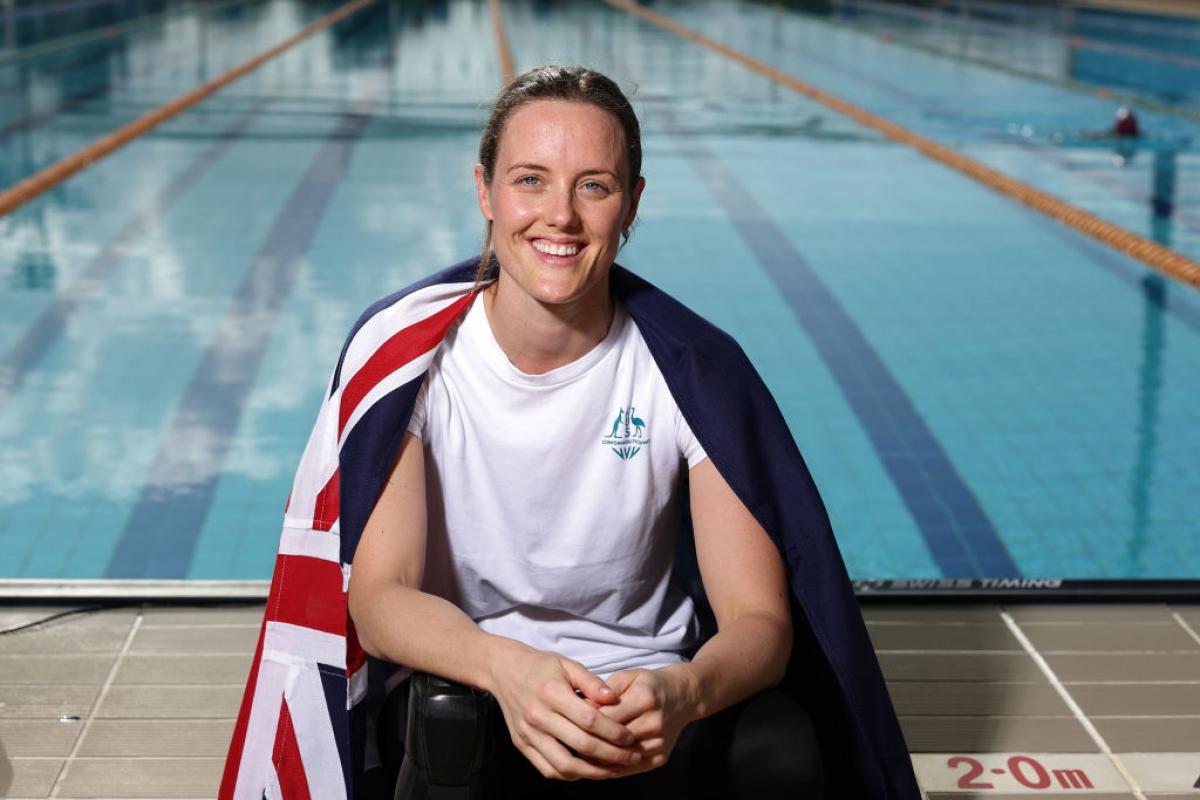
[
  {"xmin": 612, "ymin": 266, "xmax": 747, "ymax": 364},
  {"xmin": 331, "ymin": 258, "xmax": 479, "ymax": 394}
]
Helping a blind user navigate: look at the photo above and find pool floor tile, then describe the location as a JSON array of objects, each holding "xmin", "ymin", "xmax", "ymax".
[
  {"xmin": 95, "ymin": 685, "xmax": 244, "ymax": 719},
  {"xmin": 114, "ymin": 654, "xmax": 254, "ymax": 685},
  {"xmin": 0, "ymin": 686, "xmax": 99, "ymax": 719},
  {"xmin": 1004, "ymin": 603, "xmax": 1177, "ymax": 623},
  {"xmin": 889, "ymin": 681, "xmax": 1071, "ymax": 716},
  {"xmin": 879, "ymin": 653, "xmax": 1043, "ymax": 682},
  {"xmin": 55, "ymin": 757, "xmax": 224, "ymax": 798},
  {"xmin": 868, "ymin": 622, "xmax": 1022, "ymax": 651},
  {"xmin": 1069, "ymin": 684, "xmax": 1200, "ymax": 716},
  {"xmin": 128, "ymin": 625, "xmax": 260, "ymax": 655},
  {"xmin": 77, "ymin": 719, "xmax": 236, "ymax": 757},
  {"xmin": 898, "ymin": 716, "xmax": 1097, "ymax": 752},
  {"xmin": 0, "ymin": 758, "xmax": 63, "ymax": 798},
  {"xmin": 1048, "ymin": 653, "xmax": 1200, "ymax": 682},
  {"xmin": 0, "ymin": 720, "xmax": 82, "ymax": 757},
  {"xmin": 1090, "ymin": 718, "xmax": 1200, "ymax": 752},
  {"xmin": 1021, "ymin": 623, "xmax": 1200, "ymax": 653},
  {"xmin": 0, "ymin": 655, "xmax": 114, "ymax": 685}
]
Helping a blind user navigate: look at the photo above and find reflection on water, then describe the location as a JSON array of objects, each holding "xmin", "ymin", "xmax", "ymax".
[
  {"xmin": 11, "ymin": 249, "xmax": 56, "ymax": 291},
  {"xmin": 1127, "ymin": 273, "xmax": 1166, "ymax": 577}
]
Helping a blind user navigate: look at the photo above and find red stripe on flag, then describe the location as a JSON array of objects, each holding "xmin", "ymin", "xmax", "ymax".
[
  {"xmin": 312, "ymin": 470, "xmax": 339, "ymax": 531},
  {"xmin": 273, "ymin": 698, "xmax": 312, "ymax": 800},
  {"xmin": 218, "ymin": 619, "xmax": 267, "ymax": 799},
  {"xmin": 266, "ymin": 554, "xmax": 345, "ymax": 636},
  {"xmin": 338, "ymin": 292, "xmax": 476, "ymax": 436},
  {"xmin": 346, "ymin": 616, "xmax": 367, "ymax": 676}
]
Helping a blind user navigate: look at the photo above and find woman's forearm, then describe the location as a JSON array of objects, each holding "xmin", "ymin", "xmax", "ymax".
[
  {"xmin": 349, "ymin": 580, "xmax": 519, "ymax": 693},
  {"xmin": 669, "ymin": 610, "xmax": 792, "ymax": 721}
]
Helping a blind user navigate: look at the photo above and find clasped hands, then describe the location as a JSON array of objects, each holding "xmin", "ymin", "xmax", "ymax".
[{"xmin": 487, "ymin": 641, "xmax": 698, "ymax": 781}]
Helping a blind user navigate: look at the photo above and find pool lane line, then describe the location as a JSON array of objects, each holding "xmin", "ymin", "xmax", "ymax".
[
  {"xmin": 822, "ymin": 3, "xmax": 1200, "ymax": 126},
  {"xmin": 0, "ymin": 0, "xmax": 249, "ymax": 67},
  {"xmin": 488, "ymin": 0, "xmax": 514, "ymax": 85},
  {"xmin": 0, "ymin": 93, "xmax": 279, "ymax": 409},
  {"xmin": 103, "ymin": 26, "xmax": 399, "ymax": 579},
  {"xmin": 648, "ymin": 102, "xmax": 1019, "ymax": 579},
  {"xmin": 604, "ymin": 0, "xmax": 1200, "ymax": 291},
  {"xmin": 104, "ymin": 108, "xmax": 375, "ymax": 579},
  {"xmin": 0, "ymin": 0, "xmax": 380, "ymax": 218}
]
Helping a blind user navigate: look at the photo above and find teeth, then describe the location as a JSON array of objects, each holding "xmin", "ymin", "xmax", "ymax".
[{"xmin": 532, "ymin": 240, "xmax": 580, "ymax": 256}]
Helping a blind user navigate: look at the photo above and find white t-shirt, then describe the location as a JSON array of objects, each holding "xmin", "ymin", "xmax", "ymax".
[{"xmin": 407, "ymin": 296, "xmax": 708, "ymax": 677}]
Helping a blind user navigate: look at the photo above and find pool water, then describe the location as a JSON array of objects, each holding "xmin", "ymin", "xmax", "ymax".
[{"xmin": 0, "ymin": 0, "xmax": 1197, "ymax": 582}]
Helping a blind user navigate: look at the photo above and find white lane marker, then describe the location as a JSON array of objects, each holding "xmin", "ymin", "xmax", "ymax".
[
  {"xmin": 49, "ymin": 608, "xmax": 144, "ymax": 798},
  {"xmin": 999, "ymin": 611, "xmax": 1147, "ymax": 800},
  {"xmin": 1172, "ymin": 611, "xmax": 1200, "ymax": 648}
]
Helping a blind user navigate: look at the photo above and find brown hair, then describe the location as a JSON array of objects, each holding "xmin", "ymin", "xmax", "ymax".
[{"xmin": 475, "ymin": 65, "xmax": 642, "ymax": 284}]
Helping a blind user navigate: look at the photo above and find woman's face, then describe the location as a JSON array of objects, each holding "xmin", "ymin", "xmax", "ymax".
[{"xmin": 475, "ymin": 100, "xmax": 644, "ymax": 308}]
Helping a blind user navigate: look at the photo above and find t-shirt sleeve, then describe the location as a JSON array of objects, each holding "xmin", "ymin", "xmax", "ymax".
[
  {"xmin": 406, "ymin": 378, "xmax": 428, "ymax": 440},
  {"xmin": 675, "ymin": 406, "xmax": 708, "ymax": 469}
]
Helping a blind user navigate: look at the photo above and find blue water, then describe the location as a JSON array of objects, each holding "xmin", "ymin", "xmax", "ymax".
[{"xmin": 0, "ymin": 0, "xmax": 1197, "ymax": 581}]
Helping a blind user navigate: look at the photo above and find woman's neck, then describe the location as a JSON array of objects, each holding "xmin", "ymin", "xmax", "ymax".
[{"xmin": 483, "ymin": 276, "xmax": 614, "ymax": 375}]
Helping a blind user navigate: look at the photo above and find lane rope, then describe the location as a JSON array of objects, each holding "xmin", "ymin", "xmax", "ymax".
[
  {"xmin": 604, "ymin": 0, "xmax": 1200, "ymax": 289},
  {"xmin": 823, "ymin": 0, "xmax": 1200, "ymax": 125},
  {"xmin": 0, "ymin": 0, "xmax": 249, "ymax": 67},
  {"xmin": 489, "ymin": 0, "xmax": 515, "ymax": 85},
  {"xmin": 0, "ymin": 0, "xmax": 381, "ymax": 218}
]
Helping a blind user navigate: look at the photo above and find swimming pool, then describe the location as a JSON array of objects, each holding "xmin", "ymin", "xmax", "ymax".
[{"xmin": 0, "ymin": 0, "xmax": 1197, "ymax": 585}]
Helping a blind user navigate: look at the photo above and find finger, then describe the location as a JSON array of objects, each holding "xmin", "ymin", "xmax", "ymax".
[
  {"xmin": 542, "ymin": 709, "xmax": 643, "ymax": 767},
  {"xmin": 545, "ymin": 682, "xmax": 638, "ymax": 747},
  {"xmin": 527, "ymin": 727, "xmax": 624, "ymax": 781},
  {"xmin": 518, "ymin": 742, "xmax": 557, "ymax": 779},
  {"xmin": 560, "ymin": 660, "xmax": 618, "ymax": 706},
  {"xmin": 596, "ymin": 687, "xmax": 657, "ymax": 725},
  {"xmin": 626, "ymin": 712, "xmax": 664, "ymax": 740}
]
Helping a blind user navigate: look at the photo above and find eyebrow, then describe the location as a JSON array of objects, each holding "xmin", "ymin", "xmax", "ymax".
[{"xmin": 505, "ymin": 162, "xmax": 621, "ymax": 180}]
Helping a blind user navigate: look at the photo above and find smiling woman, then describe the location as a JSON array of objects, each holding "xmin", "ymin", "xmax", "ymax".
[
  {"xmin": 475, "ymin": 97, "xmax": 642, "ymax": 375},
  {"xmin": 221, "ymin": 65, "xmax": 920, "ymax": 800}
]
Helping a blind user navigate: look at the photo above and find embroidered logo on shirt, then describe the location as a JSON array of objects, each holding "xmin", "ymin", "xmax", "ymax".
[{"xmin": 602, "ymin": 407, "xmax": 650, "ymax": 460}]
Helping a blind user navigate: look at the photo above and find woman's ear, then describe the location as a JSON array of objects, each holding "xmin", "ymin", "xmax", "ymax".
[
  {"xmin": 474, "ymin": 164, "xmax": 493, "ymax": 222},
  {"xmin": 623, "ymin": 175, "xmax": 646, "ymax": 230}
]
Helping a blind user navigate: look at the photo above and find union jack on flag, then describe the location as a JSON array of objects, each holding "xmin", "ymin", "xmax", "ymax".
[{"xmin": 220, "ymin": 267, "xmax": 479, "ymax": 799}]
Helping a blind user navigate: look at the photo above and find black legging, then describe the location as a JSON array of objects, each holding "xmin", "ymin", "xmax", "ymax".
[{"xmin": 382, "ymin": 683, "xmax": 824, "ymax": 799}]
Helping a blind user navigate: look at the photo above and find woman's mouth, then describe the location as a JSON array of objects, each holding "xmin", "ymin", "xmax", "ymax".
[{"xmin": 529, "ymin": 238, "xmax": 583, "ymax": 264}]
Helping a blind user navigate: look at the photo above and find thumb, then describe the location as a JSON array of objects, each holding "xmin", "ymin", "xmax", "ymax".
[{"xmin": 561, "ymin": 660, "xmax": 618, "ymax": 705}]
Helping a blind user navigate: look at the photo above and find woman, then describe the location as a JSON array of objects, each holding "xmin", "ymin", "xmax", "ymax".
[{"xmin": 221, "ymin": 66, "xmax": 919, "ymax": 800}]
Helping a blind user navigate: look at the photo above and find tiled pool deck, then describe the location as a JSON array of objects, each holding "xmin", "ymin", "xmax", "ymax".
[{"xmin": 1, "ymin": 601, "xmax": 1198, "ymax": 798}]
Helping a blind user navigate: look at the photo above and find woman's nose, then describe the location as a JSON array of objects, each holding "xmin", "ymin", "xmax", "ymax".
[{"xmin": 544, "ymin": 185, "xmax": 579, "ymax": 228}]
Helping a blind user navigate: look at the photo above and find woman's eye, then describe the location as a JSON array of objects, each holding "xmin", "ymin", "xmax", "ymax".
[
  {"xmin": 518, "ymin": 175, "xmax": 540, "ymax": 187},
  {"xmin": 581, "ymin": 181, "xmax": 608, "ymax": 193}
]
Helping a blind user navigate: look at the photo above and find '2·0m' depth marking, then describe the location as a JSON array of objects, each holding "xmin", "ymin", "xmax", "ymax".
[{"xmin": 949, "ymin": 755, "xmax": 1093, "ymax": 790}]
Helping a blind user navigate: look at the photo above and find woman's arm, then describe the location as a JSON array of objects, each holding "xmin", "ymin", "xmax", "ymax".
[
  {"xmin": 598, "ymin": 457, "xmax": 792, "ymax": 769},
  {"xmin": 672, "ymin": 456, "xmax": 793, "ymax": 717},
  {"xmin": 347, "ymin": 431, "xmax": 493, "ymax": 686},
  {"xmin": 347, "ymin": 432, "xmax": 641, "ymax": 779}
]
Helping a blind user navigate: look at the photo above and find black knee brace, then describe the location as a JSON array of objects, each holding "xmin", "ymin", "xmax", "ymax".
[{"xmin": 394, "ymin": 673, "xmax": 495, "ymax": 800}]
